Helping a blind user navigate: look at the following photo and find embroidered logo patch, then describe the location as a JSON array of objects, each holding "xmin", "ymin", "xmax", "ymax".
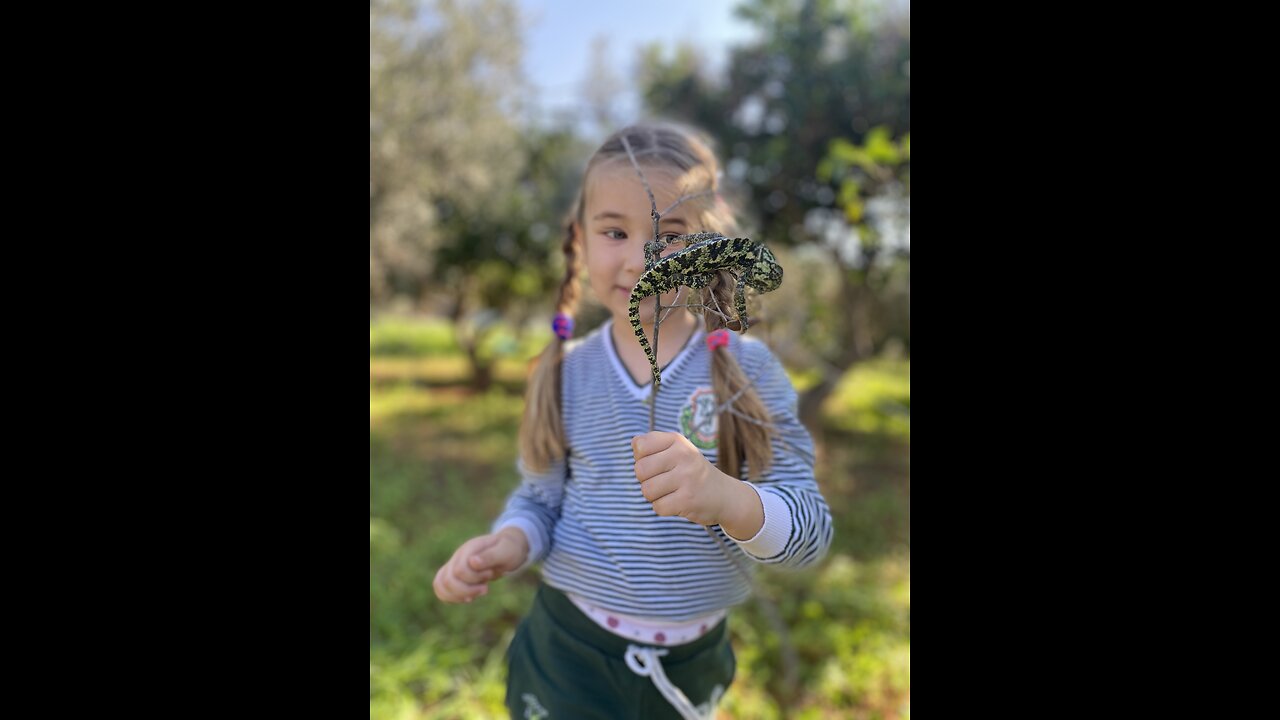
[
  {"xmin": 696, "ymin": 684, "xmax": 726, "ymax": 717},
  {"xmin": 522, "ymin": 692, "xmax": 549, "ymax": 719},
  {"xmin": 679, "ymin": 387, "xmax": 718, "ymax": 449}
]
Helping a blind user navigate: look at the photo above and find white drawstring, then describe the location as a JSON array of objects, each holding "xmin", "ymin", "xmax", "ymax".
[{"xmin": 623, "ymin": 644, "xmax": 712, "ymax": 720}]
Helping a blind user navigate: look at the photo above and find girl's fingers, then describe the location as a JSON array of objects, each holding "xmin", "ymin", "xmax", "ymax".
[
  {"xmin": 442, "ymin": 573, "xmax": 489, "ymax": 602},
  {"xmin": 453, "ymin": 553, "xmax": 493, "ymax": 585},
  {"xmin": 469, "ymin": 546, "xmax": 508, "ymax": 573},
  {"xmin": 433, "ymin": 556, "xmax": 491, "ymax": 602},
  {"xmin": 632, "ymin": 432, "xmax": 677, "ymax": 460},
  {"xmin": 433, "ymin": 565, "xmax": 468, "ymax": 602},
  {"xmin": 639, "ymin": 471, "xmax": 678, "ymax": 503},
  {"xmin": 457, "ymin": 557, "xmax": 493, "ymax": 584},
  {"xmin": 650, "ymin": 490, "xmax": 685, "ymax": 518},
  {"xmin": 634, "ymin": 452, "xmax": 677, "ymax": 483},
  {"xmin": 432, "ymin": 534, "xmax": 511, "ymax": 603}
]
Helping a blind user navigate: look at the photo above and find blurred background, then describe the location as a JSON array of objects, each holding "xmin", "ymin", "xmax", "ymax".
[{"xmin": 370, "ymin": 0, "xmax": 909, "ymax": 716}]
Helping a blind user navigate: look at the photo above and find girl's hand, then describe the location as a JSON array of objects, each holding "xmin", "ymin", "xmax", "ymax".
[
  {"xmin": 632, "ymin": 431, "xmax": 746, "ymax": 528},
  {"xmin": 432, "ymin": 527, "xmax": 529, "ymax": 603}
]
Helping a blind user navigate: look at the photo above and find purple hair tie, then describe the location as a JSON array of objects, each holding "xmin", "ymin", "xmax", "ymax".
[
  {"xmin": 705, "ymin": 328, "xmax": 730, "ymax": 351},
  {"xmin": 552, "ymin": 313, "xmax": 574, "ymax": 340}
]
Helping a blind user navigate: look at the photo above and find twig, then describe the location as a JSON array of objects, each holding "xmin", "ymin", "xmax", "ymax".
[{"xmin": 659, "ymin": 189, "xmax": 716, "ymax": 216}]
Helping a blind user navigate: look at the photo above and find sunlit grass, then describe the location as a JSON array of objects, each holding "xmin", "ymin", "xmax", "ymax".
[
  {"xmin": 787, "ymin": 367, "xmax": 822, "ymax": 393},
  {"xmin": 370, "ymin": 383, "xmax": 435, "ymax": 425},
  {"xmin": 370, "ymin": 357, "xmax": 529, "ymax": 389},
  {"xmin": 371, "ymin": 315, "xmax": 550, "ymax": 362},
  {"xmin": 823, "ymin": 359, "xmax": 911, "ymax": 439},
  {"xmin": 370, "ymin": 316, "xmax": 460, "ymax": 357}
]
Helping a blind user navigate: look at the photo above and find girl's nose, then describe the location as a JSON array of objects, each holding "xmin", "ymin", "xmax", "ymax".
[{"xmin": 623, "ymin": 244, "xmax": 646, "ymax": 275}]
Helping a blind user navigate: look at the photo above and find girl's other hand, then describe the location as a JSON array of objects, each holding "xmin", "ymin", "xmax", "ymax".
[{"xmin": 432, "ymin": 527, "xmax": 529, "ymax": 603}]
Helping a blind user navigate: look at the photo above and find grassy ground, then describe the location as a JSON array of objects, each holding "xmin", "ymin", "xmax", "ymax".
[{"xmin": 370, "ymin": 318, "xmax": 910, "ymax": 719}]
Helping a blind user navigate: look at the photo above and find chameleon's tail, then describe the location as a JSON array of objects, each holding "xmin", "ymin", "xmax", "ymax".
[{"xmin": 627, "ymin": 292, "xmax": 663, "ymax": 386}]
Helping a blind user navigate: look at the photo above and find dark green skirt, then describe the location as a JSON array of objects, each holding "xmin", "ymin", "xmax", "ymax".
[{"xmin": 505, "ymin": 583, "xmax": 736, "ymax": 719}]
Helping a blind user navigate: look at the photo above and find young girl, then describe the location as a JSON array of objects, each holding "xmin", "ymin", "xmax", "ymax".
[{"xmin": 433, "ymin": 122, "xmax": 833, "ymax": 719}]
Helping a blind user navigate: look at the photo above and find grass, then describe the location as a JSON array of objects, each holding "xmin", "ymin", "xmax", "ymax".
[
  {"xmin": 370, "ymin": 316, "xmax": 461, "ymax": 357},
  {"xmin": 822, "ymin": 359, "xmax": 911, "ymax": 439}
]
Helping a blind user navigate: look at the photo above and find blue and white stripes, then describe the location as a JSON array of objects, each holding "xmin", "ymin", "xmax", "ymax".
[{"xmin": 494, "ymin": 319, "xmax": 832, "ymax": 620}]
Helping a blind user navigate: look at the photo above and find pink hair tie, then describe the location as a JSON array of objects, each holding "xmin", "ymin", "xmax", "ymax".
[
  {"xmin": 705, "ymin": 328, "xmax": 730, "ymax": 351},
  {"xmin": 552, "ymin": 313, "xmax": 574, "ymax": 340}
]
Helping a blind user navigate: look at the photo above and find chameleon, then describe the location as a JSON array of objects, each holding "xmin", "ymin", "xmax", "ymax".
[{"xmin": 628, "ymin": 232, "xmax": 783, "ymax": 386}]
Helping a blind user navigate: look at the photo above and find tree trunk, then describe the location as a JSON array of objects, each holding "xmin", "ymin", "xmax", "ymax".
[
  {"xmin": 464, "ymin": 343, "xmax": 493, "ymax": 393},
  {"xmin": 444, "ymin": 276, "xmax": 494, "ymax": 392}
]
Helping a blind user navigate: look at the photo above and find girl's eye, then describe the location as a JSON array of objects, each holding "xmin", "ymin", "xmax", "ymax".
[{"xmin": 603, "ymin": 230, "xmax": 626, "ymax": 240}]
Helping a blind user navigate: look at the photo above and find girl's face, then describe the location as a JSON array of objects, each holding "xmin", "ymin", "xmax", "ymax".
[{"xmin": 578, "ymin": 161, "xmax": 706, "ymax": 329}]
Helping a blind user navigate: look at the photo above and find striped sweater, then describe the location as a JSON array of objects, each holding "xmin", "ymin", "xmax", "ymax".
[{"xmin": 493, "ymin": 319, "xmax": 833, "ymax": 620}]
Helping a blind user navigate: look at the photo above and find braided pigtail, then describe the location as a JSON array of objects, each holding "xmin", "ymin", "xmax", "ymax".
[{"xmin": 518, "ymin": 198, "xmax": 583, "ymax": 473}]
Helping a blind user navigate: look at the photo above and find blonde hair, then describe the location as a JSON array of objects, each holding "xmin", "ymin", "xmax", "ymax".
[{"xmin": 519, "ymin": 123, "xmax": 774, "ymax": 481}]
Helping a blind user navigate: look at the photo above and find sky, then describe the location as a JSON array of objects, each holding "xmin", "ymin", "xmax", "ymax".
[{"xmin": 516, "ymin": 0, "xmax": 757, "ymax": 126}]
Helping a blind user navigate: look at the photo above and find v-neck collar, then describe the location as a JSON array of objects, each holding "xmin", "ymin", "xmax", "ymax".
[{"xmin": 602, "ymin": 318, "xmax": 704, "ymax": 402}]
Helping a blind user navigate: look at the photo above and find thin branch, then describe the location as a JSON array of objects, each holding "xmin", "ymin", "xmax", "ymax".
[
  {"xmin": 659, "ymin": 189, "xmax": 716, "ymax": 216},
  {"xmin": 656, "ymin": 286, "xmax": 687, "ymax": 326},
  {"xmin": 619, "ymin": 135, "xmax": 657, "ymax": 220},
  {"xmin": 621, "ymin": 135, "xmax": 666, "ymax": 428}
]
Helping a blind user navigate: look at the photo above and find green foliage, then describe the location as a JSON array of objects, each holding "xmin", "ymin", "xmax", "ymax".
[
  {"xmin": 821, "ymin": 127, "xmax": 910, "ymax": 245},
  {"xmin": 828, "ymin": 128, "xmax": 903, "ymax": 174},
  {"xmin": 370, "ymin": 0, "xmax": 529, "ymax": 306},
  {"xmin": 638, "ymin": 0, "xmax": 911, "ymax": 411},
  {"xmin": 641, "ymin": 0, "xmax": 910, "ymax": 249},
  {"xmin": 432, "ymin": 127, "xmax": 589, "ymax": 306},
  {"xmin": 370, "ymin": 0, "xmax": 590, "ymax": 331}
]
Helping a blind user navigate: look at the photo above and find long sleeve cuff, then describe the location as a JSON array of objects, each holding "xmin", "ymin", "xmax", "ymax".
[
  {"xmin": 728, "ymin": 484, "xmax": 793, "ymax": 560},
  {"xmin": 492, "ymin": 516, "xmax": 546, "ymax": 574}
]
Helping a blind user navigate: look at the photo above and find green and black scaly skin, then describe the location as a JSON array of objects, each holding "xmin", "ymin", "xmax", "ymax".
[{"xmin": 628, "ymin": 232, "xmax": 783, "ymax": 386}]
